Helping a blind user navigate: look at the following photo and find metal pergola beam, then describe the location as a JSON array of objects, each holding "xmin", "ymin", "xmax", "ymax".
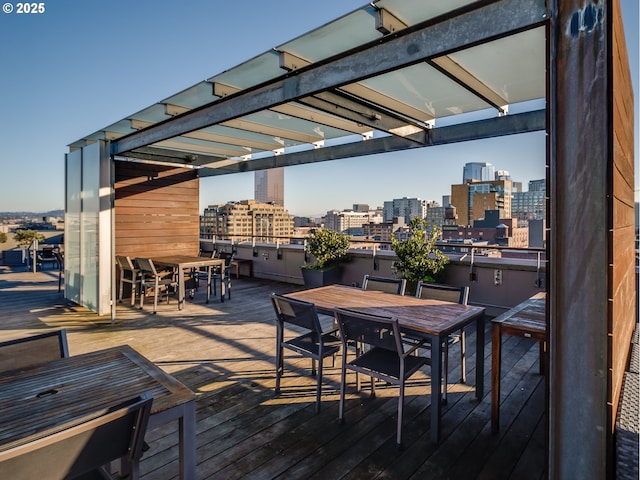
[
  {"xmin": 112, "ymin": 0, "xmax": 547, "ymax": 155},
  {"xmin": 196, "ymin": 109, "xmax": 545, "ymax": 176}
]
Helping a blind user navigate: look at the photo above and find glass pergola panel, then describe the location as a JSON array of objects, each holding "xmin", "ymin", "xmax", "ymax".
[
  {"xmin": 374, "ymin": 0, "xmax": 481, "ymax": 25},
  {"xmin": 71, "ymin": 0, "xmax": 547, "ymax": 167},
  {"xmin": 277, "ymin": 7, "xmax": 379, "ymax": 63},
  {"xmin": 353, "ymin": 63, "xmax": 493, "ymax": 120},
  {"xmin": 446, "ymin": 27, "xmax": 546, "ymax": 105}
]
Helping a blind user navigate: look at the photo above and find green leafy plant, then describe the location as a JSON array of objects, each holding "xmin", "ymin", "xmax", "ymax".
[
  {"xmin": 303, "ymin": 228, "xmax": 351, "ymax": 270},
  {"xmin": 13, "ymin": 229, "xmax": 45, "ymax": 246},
  {"xmin": 0, "ymin": 232, "xmax": 7, "ymax": 243},
  {"xmin": 391, "ymin": 218, "xmax": 449, "ymax": 286}
]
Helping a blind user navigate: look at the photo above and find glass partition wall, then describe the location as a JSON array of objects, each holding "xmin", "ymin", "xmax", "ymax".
[{"xmin": 64, "ymin": 141, "xmax": 112, "ymax": 315}]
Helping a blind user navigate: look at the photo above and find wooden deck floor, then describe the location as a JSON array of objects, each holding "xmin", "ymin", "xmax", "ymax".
[{"xmin": 0, "ymin": 266, "xmax": 546, "ymax": 479}]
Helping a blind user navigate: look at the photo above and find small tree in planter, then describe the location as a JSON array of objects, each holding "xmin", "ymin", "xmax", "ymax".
[
  {"xmin": 301, "ymin": 228, "xmax": 351, "ymax": 287},
  {"xmin": 391, "ymin": 217, "xmax": 449, "ymax": 293}
]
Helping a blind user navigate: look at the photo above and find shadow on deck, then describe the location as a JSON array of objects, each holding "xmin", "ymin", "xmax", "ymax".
[{"xmin": 0, "ymin": 266, "xmax": 546, "ymax": 480}]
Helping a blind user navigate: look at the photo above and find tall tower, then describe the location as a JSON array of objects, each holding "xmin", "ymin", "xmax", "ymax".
[
  {"xmin": 462, "ymin": 162, "xmax": 495, "ymax": 183},
  {"xmin": 255, "ymin": 168, "xmax": 284, "ymax": 206}
]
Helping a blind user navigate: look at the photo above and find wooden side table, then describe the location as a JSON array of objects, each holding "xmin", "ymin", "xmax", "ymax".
[
  {"xmin": 231, "ymin": 259, "xmax": 253, "ymax": 279},
  {"xmin": 491, "ymin": 292, "xmax": 546, "ymax": 433}
]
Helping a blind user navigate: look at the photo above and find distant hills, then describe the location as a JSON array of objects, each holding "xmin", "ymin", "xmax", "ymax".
[{"xmin": 0, "ymin": 210, "xmax": 64, "ymax": 219}]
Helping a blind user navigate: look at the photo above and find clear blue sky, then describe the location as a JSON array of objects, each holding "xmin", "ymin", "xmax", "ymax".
[{"xmin": 0, "ymin": 1, "xmax": 637, "ymax": 217}]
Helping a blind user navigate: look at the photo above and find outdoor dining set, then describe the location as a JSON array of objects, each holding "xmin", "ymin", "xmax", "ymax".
[
  {"xmin": 116, "ymin": 250, "xmax": 235, "ymax": 313},
  {"xmin": 0, "ymin": 266, "xmax": 545, "ymax": 478}
]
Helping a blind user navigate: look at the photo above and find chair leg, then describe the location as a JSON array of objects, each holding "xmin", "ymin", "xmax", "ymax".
[
  {"xmin": 118, "ymin": 278, "xmax": 124, "ymax": 303},
  {"xmin": 443, "ymin": 342, "xmax": 448, "ymax": 404},
  {"xmin": 397, "ymin": 382, "xmax": 405, "ymax": 448},
  {"xmin": 460, "ymin": 329, "xmax": 466, "ymax": 384},
  {"xmin": 139, "ymin": 285, "xmax": 145, "ymax": 310},
  {"xmin": 315, "ymin": 357, "xmax": 323, "ymax": 413},
  {"xmin": 338, "ymin": 360, "xmax": 347, "ymax": 424},
  {"xmin": 153, "ymin": 279, "xmax": 159, "ymax": 314},
  {"xmin": 275, "ymin": 345, "xmax": 282, "ymax": 394}
]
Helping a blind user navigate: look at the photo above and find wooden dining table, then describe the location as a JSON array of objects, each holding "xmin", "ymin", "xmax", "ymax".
[
  {"xmin": 152, "ymin": 255, "xmax": 226, "ymax": 309},
  {"xmin": 0, "ymin": 345, "xmax": 196, "ymax": 480},
  {"xmin": 284, "ymin": 284, "xmax": 486, "ymax": 443}
]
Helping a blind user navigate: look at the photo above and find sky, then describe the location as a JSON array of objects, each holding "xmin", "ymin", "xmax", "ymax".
[{"xmin": 0, "ymin": 1, "xmax": 638, "ymax": 217}]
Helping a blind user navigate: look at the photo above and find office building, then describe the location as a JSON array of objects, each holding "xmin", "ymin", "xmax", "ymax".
[
  {"xmin": 324, "ymin": 209, "xmax": 383, "ymax": 234},
  {"xmin": 450, "ymin": 179, "xmax": 512, "ymax": 226},
  {"xmin": 200, "ymin": 200, "xmax": 293, "ymax": 243},
  {"xmin": 382, "ymin": 197, "xmax": 428, "ymax": 223},
  {"xmin": 255, "ymin": 168, "xmax": 284, "ymax": 206},
  {"xmin": 462, "ymin": 162, "xmax": 495, "ymax": 183},
  {"xmin": 512, "ymin": 179, "xmax": 546, "ymax": 223}
]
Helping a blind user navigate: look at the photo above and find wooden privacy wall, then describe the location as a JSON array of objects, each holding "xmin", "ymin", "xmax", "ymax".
[
  {"xmin": 114, "ymin": 162, "xmax": 200, "ymax": 259},
  {"xmin": 610, "ymin": 0, "xmax": 636, "ymax": 431}
]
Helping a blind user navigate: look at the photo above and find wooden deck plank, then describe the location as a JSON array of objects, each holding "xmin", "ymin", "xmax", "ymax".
[{"xmin": 0, "ymin": 266, "xmax": 546, "ymax": 479}]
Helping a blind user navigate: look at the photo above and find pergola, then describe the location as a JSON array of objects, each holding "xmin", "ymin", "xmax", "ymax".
[{"xmin": 65, "ymin": 1, "xmax": 635, "ymax": 478}]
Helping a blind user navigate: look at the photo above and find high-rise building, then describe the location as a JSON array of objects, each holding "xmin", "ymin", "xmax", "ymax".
[
  {"xmin": 200, "ymin": 200, "xmax": 293, "ymax": 243},
  {"xmin": 382, "ymin": 197, "xmax": 428, "ymax": 222},
  {"xmin": 512, "ymin": 179, "xmax": 546, "ymax": 223},
  {"xmin": 254, "ymin": 168, "xmax": 284, "ymax": 206},
  {"xmin": 462, "ymin": 162, "xmax": 495, "ymax": 183},
  {"xmin": 451, "ymin": 179, "xmax": 512, "ymax": 226}
]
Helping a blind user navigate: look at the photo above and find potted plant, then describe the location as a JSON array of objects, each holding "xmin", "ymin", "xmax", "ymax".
[
  {"xmin": 391, "ymin": 217, "xmax": 449, "ymax": 294},
  {"xmin": 301, "ymin": 228, "xmax": 351, "ymax": 287}
]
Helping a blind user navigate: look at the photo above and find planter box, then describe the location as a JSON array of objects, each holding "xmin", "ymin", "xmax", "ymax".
[{"xmin": 301, "ymin": 267, "xmax": 342, "ymax": 288}]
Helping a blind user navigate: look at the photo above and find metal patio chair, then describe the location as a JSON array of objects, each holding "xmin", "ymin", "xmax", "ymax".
[
  {"xmin": 415, "ymin": 281, "xmax": 470, "ymax": 402},
  {"xmin": 271, "ymin": 293, "xmax": 341, "ymax": 413},
  {"xmin": 135, "ymin": 257, "xmax": 178, "ymax": 314},
  {"xmin": 361, "ymin": 275, "xmax": 406, "ymax": 296},
  {"xmin": 0, "ymin": 329, "xmax": 69, "ymax": 373},
  {"xmin": 116, "ymin": 255, "xmax": 140, "ymax": 306},
  {"xmin": 334, "ymin": 307, "xmax": 428, "ymax": 448},
  {"xmin": 0, "ymin": 393, "xmax": 152, "ymax": 480}
]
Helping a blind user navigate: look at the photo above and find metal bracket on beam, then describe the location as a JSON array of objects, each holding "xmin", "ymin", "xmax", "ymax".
[{"xmin": 375, "ymin": 8, "xmax": 408, "ymax": 35}]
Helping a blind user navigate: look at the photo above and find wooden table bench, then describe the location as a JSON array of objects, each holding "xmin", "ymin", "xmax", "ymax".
[{"xmin": 491, "ymin": 292, "xmax": 546, "ymax": 433}]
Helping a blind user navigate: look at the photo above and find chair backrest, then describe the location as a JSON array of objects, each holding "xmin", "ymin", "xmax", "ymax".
[
  {"xmin": 0, "ymin": 393, "xmax": 152, "ymax": 480},
  {"xmin": 134, "ymin": 257, "xmax": 158, "ymax": 277},
  {"xmin": 362, "ymin": 275, "xmax": 406, "ymax": 296},
  {"xmin": 199, "ymin": 249, "xmax": 218, "ymax": 259},
  {"xmin": 54, "ymin": 251, "xmax": 64, "ymax": 269},
  {"xmin": 415, "ymin": 282, "xmax": 469, "ymax": 305},
  {"xmin": 116, "ymin": 255, "xmax": 136, "ymax": 272},
  {"xmin": 271, "ymin": 294, "xmax": 322, "ymax": 333},
  {"xmin": 334, "ymin": 308, "xmax": 402, "ymax": 354},
  {"xmin": 0, "ymin": 330, "xmax": 69, "ymax": 373},
  {"xmin": 219, "ymin": 251, "xmax": 235, "ymax": 267},
  {"xmin": 39, "ymin": 248, "xmax": 55, "ymax": 260}
]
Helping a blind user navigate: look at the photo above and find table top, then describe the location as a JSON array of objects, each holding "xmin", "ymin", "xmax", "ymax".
[
  {"xmin": 491, "ymin": 292, "xmax": 546, "ymax": 333},
  {"xmin": 285, "ymin": 284, "xmax": 485, "ymax": 337},
  {"xmin": 152, "ymin": 255, "xmax": 225, "ymax": 269},
  {"xmin": 0, "ymin": 345, "xmax": 195, "ymax": 452}
]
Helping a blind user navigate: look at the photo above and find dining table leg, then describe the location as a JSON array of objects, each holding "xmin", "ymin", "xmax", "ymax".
[
  {"xmin": 491, "ymin": 322, "xmax": 502, "ymax": 433},
  {"xmin": 206, "ymin": 266, "xmax": 212, "ymax": 303},
  {"xmin": 430, "ymin": 333, "xmax": 442, "ymax": 443},
  {"xmin": 179, "ymin": 399, "xmax": 197, "ymax": 480},
  {"xmin": 177, "ymin": 266, "xmax": 185, "ymax": 310},
  {"xmin": 475, "ymin": 314, "xmax": 485, "ymax": 399}
]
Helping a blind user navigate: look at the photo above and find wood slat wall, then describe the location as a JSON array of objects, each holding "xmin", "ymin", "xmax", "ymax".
[
  {"xmin": 609, "ymin": 0, "xmax": 636, "ymax": 429},
  {"xmin": 114, "ymin": 162, "xmax": 200, "ymax": 259}
]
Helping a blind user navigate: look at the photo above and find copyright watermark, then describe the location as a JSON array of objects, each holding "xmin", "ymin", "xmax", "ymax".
[{"xmin": 3, "ymin": 3, "xmax": 46, "ymax": 14}]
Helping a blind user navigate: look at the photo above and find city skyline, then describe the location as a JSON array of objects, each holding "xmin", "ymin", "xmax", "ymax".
[{"xmin": 1, "ymin": 1, "xmax": 637, "ymax": 216}]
